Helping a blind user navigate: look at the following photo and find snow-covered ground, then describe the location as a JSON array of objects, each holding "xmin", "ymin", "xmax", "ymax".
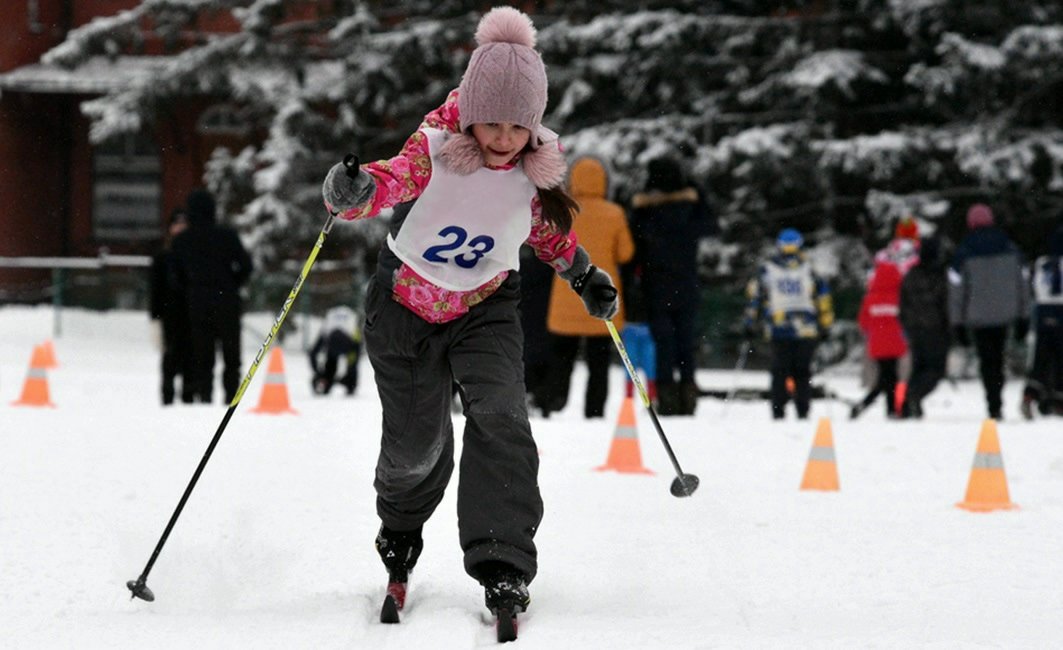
[{"xmin": 2, "ymin": 305, "xmax": 1062, "ymax": 649}]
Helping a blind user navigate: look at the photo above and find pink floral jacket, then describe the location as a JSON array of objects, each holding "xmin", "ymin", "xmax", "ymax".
[{"xmin": 335, "ymin": 90, "xmax": 578, "ymax": 323}]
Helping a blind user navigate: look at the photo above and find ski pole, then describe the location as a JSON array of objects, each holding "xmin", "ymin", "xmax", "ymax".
[
  {"xmin": 604, "ymin": 319, "xmax": 699, "ymax": 498},
  {"xmin": 126, "ymin": 156, "xmax": 356, "ymax": 602}
]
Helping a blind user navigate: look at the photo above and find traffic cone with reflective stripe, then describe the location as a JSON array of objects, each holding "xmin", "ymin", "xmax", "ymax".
[
  {"xmin": 249, "ymin": 347, "xmax": 297, "ymax": 414},
  {"xmin": 40, "ymin": 340, "xmax": 59, "ymax": 369},
  {"xmin": 956, "ymin": 419, "xmax": 1017, "ymax": 512},
  {"xmin": 595, "ymin": 396, "xmax": 653, "ymax": 474},
  {"xmin": 800, "ymin": 417, "xmax": 839, "ymax": 491},
  {"xmin": 11, "ymin": 344, "xmax": 55, "ymax": 407}
]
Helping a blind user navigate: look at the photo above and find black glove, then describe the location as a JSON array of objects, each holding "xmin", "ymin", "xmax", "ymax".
[
  {"xmin": 559, "ymin": 246, "xmax": 619, "ymax": 320},
  {"xmin": 1014, "ymin": 319, "xmax": 1030, "ymax": 342},
  {"xmin": 742, "ymin": 322, "xmax": 759, "ymax": 341},
  {"xmin": 322, "ymin": 154, "xmax": 374, "ymax": 215},
  {"xmin": 952, "ymin": 325, "xmax": 970, "ymax": 347},
  {"xmin": 573, "ymin": 266, "xmax": 619, "ymax": 320}
]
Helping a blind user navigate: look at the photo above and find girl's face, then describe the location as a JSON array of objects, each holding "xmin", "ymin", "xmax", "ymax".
[{"xmin": 471, "ymin": 122, "xmax": 531, "ymax": 167}]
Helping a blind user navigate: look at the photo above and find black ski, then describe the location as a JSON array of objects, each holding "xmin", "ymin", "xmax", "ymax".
[
  {"xmin": 380, "ymin": 582, "xmax": 406, "ymax": 624},
  {"xmin": 495, "ymin": 609, "xmax": 518, "ymax": 643}
]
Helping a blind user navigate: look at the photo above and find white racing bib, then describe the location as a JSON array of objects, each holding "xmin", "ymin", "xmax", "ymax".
[
  {"xmin": 764, "ymin": 261, "xmax": 816, "ymax": 314},
  {"xmin": 387, "ymin": 128, "xmax": 537, "ymax": 291}
]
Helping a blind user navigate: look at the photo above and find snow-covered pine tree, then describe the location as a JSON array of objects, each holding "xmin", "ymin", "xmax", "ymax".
[{"xmin": 38, "ymin": 0, "xmax": 1063, "ymax": 296}]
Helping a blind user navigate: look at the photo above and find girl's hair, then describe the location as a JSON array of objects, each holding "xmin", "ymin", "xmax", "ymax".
[{"xmin": 537, "ymin": 185, "xmax": 578, "ymax": 233}]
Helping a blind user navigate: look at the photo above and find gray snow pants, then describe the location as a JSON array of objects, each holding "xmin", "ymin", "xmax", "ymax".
[{"xmin": 363, "ymin": 276, "xmax": 543, "ymax": 582}]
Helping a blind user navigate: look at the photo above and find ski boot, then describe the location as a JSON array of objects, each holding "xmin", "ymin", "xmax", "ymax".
[
  {"xmin": 376, "ymin": 524, "xmax": 423, "ymax": 624},
  {"xmin": 478, "ymin": 562, "xmax": 530, "ymax": 643}
]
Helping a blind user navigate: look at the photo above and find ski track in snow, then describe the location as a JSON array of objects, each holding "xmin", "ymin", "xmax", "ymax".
[{"xmin": 2, "ymin": 306, "xmax": 1062, "ymax": 649}]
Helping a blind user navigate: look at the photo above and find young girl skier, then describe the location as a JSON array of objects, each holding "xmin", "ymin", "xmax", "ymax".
[{"xmin": 320, "ymin": 6, "xmax": 618, "ymax": 639}]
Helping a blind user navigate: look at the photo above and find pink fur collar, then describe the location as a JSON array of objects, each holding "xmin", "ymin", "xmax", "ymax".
[{"xmin": 437, "ymin": 132, "xmax": 567, "ymax": 190}]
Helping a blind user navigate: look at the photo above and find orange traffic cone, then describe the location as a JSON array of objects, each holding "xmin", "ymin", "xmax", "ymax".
[
  {"xmin": 39, "ymin": 339, "xmax": 59, "ymax": 369},
  {"xmin": 249, "ymin": 347, "xmax": 298, "ymax": 415},
  {"xmin": 11, "ymin": 344, "xmax": 55, "ymax": 407},
  {"xmin": 800, "ymin": 417, "xmax": 839, "ymax": 491},
  {"xmin": 595, "ymin": 396, "xmax": 653, "ymax": 475},
  {"xmin": 894, "ymin": 381, "xmax": 907, "ymax": 416},
  {"xmin": 956, "ymin": 419, "xmax": 1017, "ymax": 512}
]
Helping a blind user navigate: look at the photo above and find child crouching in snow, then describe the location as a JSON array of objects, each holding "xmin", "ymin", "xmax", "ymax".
[{"xmin": 320, "ymin": 6, "xmax": 618, "ymax": 629}]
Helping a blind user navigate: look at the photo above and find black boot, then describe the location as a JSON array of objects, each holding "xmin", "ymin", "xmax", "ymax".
[
  {"xmin": 375, "ymin": 524, "xmax": 423, "ymax": 583},
  {"xmin": 476, "ymin": 561, "xmax": 530, "ymax": 615},
  {"xmin": 679, "ymin": 381, "xmax": 698, "ymax": 416},
  {"xmin": 657, "ymin": 383, "xmax": 681, "ymax": 416}
]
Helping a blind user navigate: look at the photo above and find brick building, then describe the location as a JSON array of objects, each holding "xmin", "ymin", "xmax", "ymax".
[{"xmin": 0, "ymin": 1, "xmax": 328, "ymax": 299}]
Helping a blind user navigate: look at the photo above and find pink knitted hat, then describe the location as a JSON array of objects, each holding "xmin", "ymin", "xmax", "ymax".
[
  {"xmin": 437, "ymin": 7, "xmax": 567, "ymax": 190},
  {"xmin": 966, "ymin": 203, "xmax": 994, "ymax": 229},
  {"xmin": 458, "ymin": 7, "xmax": 548, "ymax": 144}
]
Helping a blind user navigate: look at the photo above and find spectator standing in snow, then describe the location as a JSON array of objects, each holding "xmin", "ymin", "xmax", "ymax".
[
  {"xmin": 744, "ymin": 228, "xmax": 834, "ymax": 420},
  {"xmin": 948, "ymin": 203, "xmax": 1029, "ymax": 420},
  {"xmin": 543, "ymin": 157, "xmax": 634, "ymax": 418},
  {"xmin": 898, "ymin": 237, "xmax": 950, "ymax": 418},
  {"xmin": 309, "ymin": 305, "xmax": 362, "ymax": 396},
  {"xmin": 149, "ymin": 208, "xmax": 192, "ymax": 405},
  {"xmin": 170, "ymin": 188, "xmax": 253, "ymax": 404},
  {"xmin": 1021, "ymin": 224, "xmax": 1063, "ymax": 418},
  {"xmin": 319, "ymin": 7, "xmax": 619, "ymax": 622},
  {"xmin": 629, "ymin": 156, "xmax": 714, "ymax": 415},
  {"xmin": 851, "ymin": 262, "xmax": 907, "ymax": 419}
]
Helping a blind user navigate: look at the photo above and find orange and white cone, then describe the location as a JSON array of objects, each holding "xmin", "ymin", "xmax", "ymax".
[
  {"xmin": 595, "ymin": 396, "xmax": 653, "ymax": 475},
  {"xmin": 800, "ymin": 417, "xmax": 839, "ymax": 491},
  {"xmin": 956, "ymin": 419, "xmax": 1017, "ymax": 512},
  {"xmin": 11, "ymin": 344, "xmax": 56, "ymax": 408},
  {"xmin": 39, "ymin": 339, "xmax": 59, "ymax": 369},
  {"xmin": 249, "ymin": 347, "xmax": 298, "ymax": 415}
]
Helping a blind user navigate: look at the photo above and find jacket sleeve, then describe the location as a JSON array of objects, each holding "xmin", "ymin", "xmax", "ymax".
[
  {"xmin": 337, "ymin": 91, "xmax": 461, "ymax": 221},
  {"xmin": 230, "ymin": 230, "xmax": 253, "ymax": 287},
  {"xmin": 815, "ymin": 276, "xmax": 834, "ymax": 331},
  {"xmin": 947, "ymin": 265, "xmax": 966, "ymax": 326},
  {"xmin": 149, "ymin": 255, "xmax": 165, "ymax": 320},
  {"xmin": 527, "ymin": 194, "xmax": 580, "ymax": 273},
  {"xmin": 615, "ymin": 207, "xmax": 636, "ymax": 265}
]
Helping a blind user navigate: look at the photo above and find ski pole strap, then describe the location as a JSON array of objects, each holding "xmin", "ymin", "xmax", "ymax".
[
  {"xmin": 229, "ymin": 214, "xmax": 336, "ymax": 406},
  {"xmin": 605, "ymin": 320, "xmax": 652, "ymax": 408},
  {"xmin": 570, "ymin": 264, "xmax": 597, "ymax": 296}
]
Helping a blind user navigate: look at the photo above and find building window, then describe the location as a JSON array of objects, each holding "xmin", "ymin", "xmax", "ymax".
[
  {"xmin": 197, "ymin": 104, "xmax": 252, "ymax": 137},
  {"xmin": 92, "ymin": 132, "xmax": 161, "ymax": 241}
]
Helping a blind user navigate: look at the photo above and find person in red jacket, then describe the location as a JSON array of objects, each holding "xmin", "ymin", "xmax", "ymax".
[{"xmin": 851, "ymin": 262, "xmax": 908, "ymax": 419}]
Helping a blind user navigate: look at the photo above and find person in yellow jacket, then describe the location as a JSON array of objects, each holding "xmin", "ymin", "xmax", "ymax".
[{"xmin": 543, "ymin": 157, "xmax": 635, "ymax": 417}]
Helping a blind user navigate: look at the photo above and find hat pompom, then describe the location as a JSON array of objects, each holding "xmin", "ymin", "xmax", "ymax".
[
  {"xmin": 475, "ymin": 6, "xmax": 537, "ymax": 48},
  {"xmin": 522, "ymin": 141, "xmax": 568, "ymax": 190}
]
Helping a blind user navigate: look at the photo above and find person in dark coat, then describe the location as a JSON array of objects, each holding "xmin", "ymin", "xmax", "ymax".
[
  {"xmin": 149, "ymin": 208, "xmax": 192, "ymax": 405},
  {"xmin": 898, "ymin": 237, "xmax": 950, "ymax": 419},
  {"xmin": 309, "ymin": 305, "xmax": 362, "ymax": 396},
  {"xmin": 170, "ymin": 188, "xmax": 253, "ymax": 404},
  {"xmin": 629, "ymin": 156, "xmax": 715, "ymax": 415},
  {"xmin": 948, "ymin": 204, "xmax": 1029, "ymax": 420},
  {"xmin": 1021, "ymin": 224, "xmax": 1063, "ymax": 418}
]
